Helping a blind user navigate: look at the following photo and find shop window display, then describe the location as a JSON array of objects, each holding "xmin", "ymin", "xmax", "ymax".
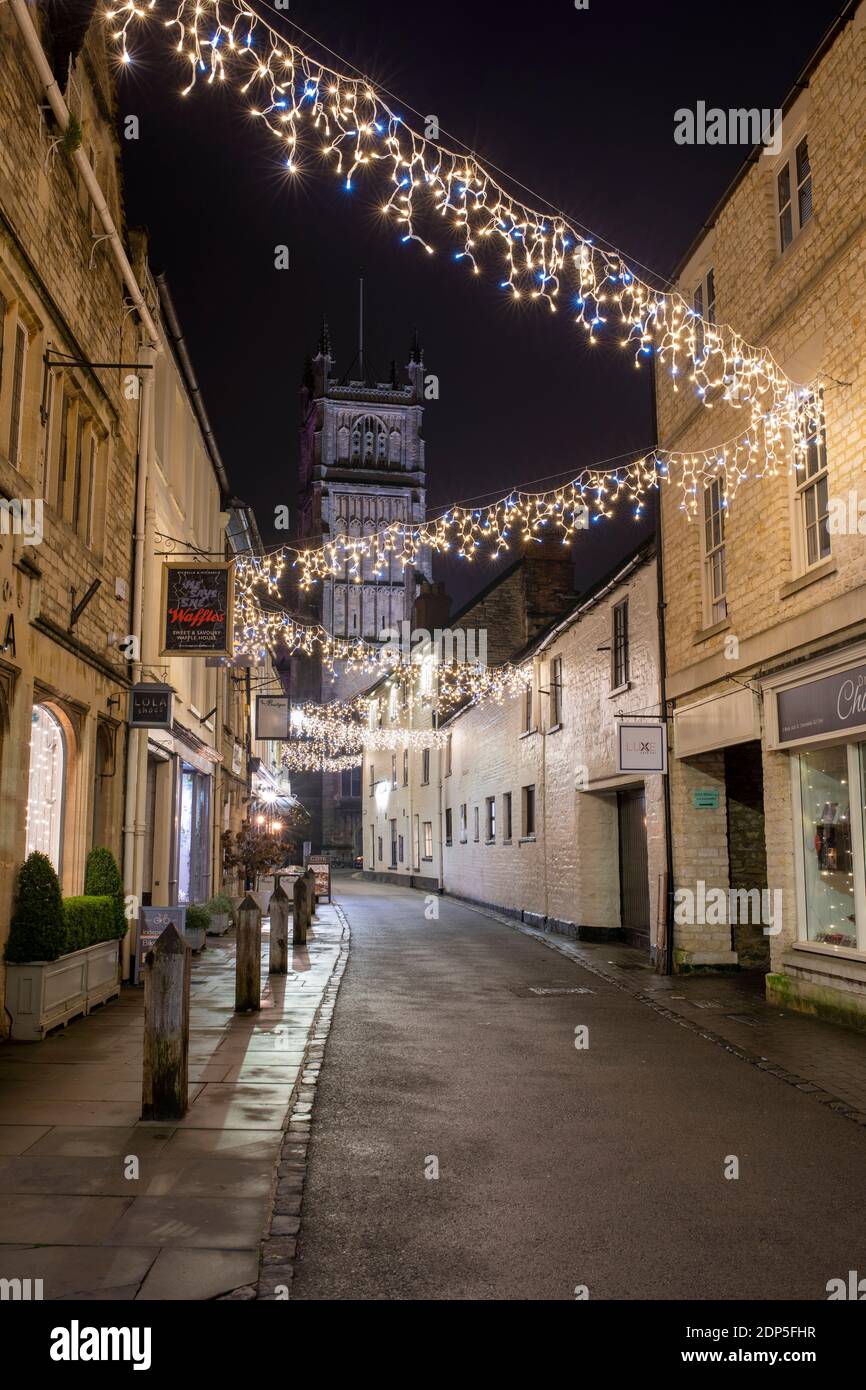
[{"xmin": 799, "ymin": 746, "xmax": 856, "ymax": 948}]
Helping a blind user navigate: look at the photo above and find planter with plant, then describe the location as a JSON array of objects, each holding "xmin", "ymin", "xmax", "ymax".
[
  {"xmin": 203, "ymin": 893, "xmax": 234, "ymax": 935},
  {"xmin": 4, "ymin": 853, "xmax": 125, "ymax": 1040},
  {"xmin": 184, "ymin": 903, "xmax": 210, "ymax": 952},
  {"xmin": 222, "ymin": 806, "xmax": 310, "ymax": 917}
]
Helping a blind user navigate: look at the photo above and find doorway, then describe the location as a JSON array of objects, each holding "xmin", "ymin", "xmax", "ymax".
[{"xmin": 617, "ymin": 786, "xmax": 650, "ymax": 950}]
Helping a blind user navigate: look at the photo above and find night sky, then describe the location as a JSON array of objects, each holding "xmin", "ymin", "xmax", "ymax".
[{"xmin": 117, "ymin": 0, "xmax": 842, "ymax": 605}]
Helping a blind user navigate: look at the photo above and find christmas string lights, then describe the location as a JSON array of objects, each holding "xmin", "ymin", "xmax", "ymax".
[
  {"xmin": 232, "ymin": 422, "xmax": 791, "ymax": 605},
  {"xmin": 107, "ymin": 0, "xmax": 824, "ymax": 457}
]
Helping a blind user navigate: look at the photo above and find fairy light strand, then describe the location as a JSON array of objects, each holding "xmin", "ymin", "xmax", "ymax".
[{"xmin": 106, "ymin": 0, "xmax": 825, "ymax": 463}]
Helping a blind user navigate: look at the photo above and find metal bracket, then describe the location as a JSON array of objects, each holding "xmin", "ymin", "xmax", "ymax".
[{"xmin": 70, "ymin": 578, "xmax": 101, "ymax": 628}]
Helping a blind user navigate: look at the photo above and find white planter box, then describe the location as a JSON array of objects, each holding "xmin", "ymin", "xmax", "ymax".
[
  {"xmin": 183, "ymin": 926, "xmax": 206, "ymax": 953},
  {"xmin": 6, "ymin": 940, "xmax": 121, "ymax": 1042},
  {"xmin": 206, "ymin": 912, "xmax": 230, "ymax": 936}
]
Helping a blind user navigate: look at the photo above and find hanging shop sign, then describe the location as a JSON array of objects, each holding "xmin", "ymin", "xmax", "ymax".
[
  {"xmin": 305, "ymin": 853, "xmax": 332, "ymax": 903},
  {"xmin": 617, "ymin": 721, "xmax": 667, "ymax": 775},
  {"xmin": 129, "ymin": 682, "xmax": 174, "ymax": 730},
  {"xmin": 160, "ymin": 561, "xmax": 234, "ymax": 657},
  {"xmin": 776, "ymin": 661, "xmax": 866, "ymax": 745},
  {"xmin": 256, "ymin": 694, "xmax": 292, "ymax": 740},
  {"xmin": 134, "ymin": 905, "xmax": 188, "ymax": 984}
]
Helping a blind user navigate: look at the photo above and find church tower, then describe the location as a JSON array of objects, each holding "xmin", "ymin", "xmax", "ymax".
[{"xmin": 293, "ymin": 319, "xmax": 433, "ymax": 854}]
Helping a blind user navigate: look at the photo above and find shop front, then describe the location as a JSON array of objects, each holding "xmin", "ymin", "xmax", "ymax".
[
  {"xmin": 763, "ymin": 642, "xmax": 866, "ymax": 1029},
  {"xmin": 140, "ymin": 724, "xmax": 219, "ymax": 909}
]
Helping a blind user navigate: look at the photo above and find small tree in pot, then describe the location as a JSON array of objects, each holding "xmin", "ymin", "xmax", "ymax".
[
  {"xmin": 221, "ymin": 825, "xmax": 289, "ymax": 890},
  {"xmin": 5, "ymin": 852, "xmax": 65, "ymax": 962}
]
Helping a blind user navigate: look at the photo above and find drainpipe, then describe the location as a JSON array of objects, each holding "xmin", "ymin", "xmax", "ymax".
[
  {"xmin": 9, "ymin": 0, "xmax": 160, "ymax": 352},
  {"xmin": 121, "ymin": 344, "xmax": 154, "ymax": 976},
  {"xmin": 436, "ymin": 735, "xmax": 444, "ymax": 893},
  {"xmin": 651, "ymin": 358, "xmax": 676, "ymax": 976}
]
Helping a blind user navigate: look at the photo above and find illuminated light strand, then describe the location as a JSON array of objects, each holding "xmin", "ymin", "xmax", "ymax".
[
  {"xmin": 106, "ymin": 0, "xmax": 824, "ymax": 457},
  {"xmin": 233, "ymin": 421, "xmax": 790, "ymax": 602}
]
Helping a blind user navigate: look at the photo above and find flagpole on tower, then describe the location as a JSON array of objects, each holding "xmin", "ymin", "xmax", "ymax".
[{"xmin": 358, "ymin": 273, "xmax": 364, "ymax": 382}]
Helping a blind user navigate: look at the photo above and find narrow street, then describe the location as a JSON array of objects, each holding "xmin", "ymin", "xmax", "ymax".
[{"xmin": 293, "ymin": 876, "xmax": 866, "ymax": 1302}]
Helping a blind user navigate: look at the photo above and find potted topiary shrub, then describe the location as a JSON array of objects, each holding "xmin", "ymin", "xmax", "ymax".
[
  {"xmin": 203, "ymin": 893, "xmax": 233, "ymax": 935},
  {"xmin": 84, "ymin": 846, "xmax": 126, "ymax": 938},
  {"xmin": 3, "ymin": 854, "xmax": 123, "ymax": 1040},
  {"xmin": 184, "ymin": 903, "xmax": 210, "ymax": 952}
]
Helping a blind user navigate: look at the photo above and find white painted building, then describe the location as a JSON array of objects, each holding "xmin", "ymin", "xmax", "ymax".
[{"xmin": 363, "ymin": 541, "xmax": 668, "ymax": 957}]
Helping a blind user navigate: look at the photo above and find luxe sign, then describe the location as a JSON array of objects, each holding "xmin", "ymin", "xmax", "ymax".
[
  {"xmin": 617, "ymin": 721, "xmax": 668, "ymax": 775},
  {"xmin": 777, "ymin": 662, "xmax": 866, "ymax": 744},
  {"xmin": 160, "ymin": 562, "xmax": 234, "ymax": 657}
]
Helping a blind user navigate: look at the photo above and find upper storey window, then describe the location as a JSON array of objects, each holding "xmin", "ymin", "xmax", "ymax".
[{"xmin": 777, "ymin": 135, "xmax": 813, "ymax": 253}]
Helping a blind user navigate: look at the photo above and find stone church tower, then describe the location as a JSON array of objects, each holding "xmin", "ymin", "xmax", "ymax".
[{"xmin": 291, "ymin": 322, "xmax": 433, "ymax": 856}]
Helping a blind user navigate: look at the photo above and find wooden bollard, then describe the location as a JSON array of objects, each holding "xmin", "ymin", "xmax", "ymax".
[
  {"xmin": 141, "ymin": 923, "xmax": 190, "ymax": 1121},
  {"xmin": 268, "ymin": 876, "xmax": 289, "ymax": 975},
  {"xmin": 235, "ymin": 892, "xmax": 262, "ymax": 1012},
  {"xmin": 303, "ymin": 867, "xmax": 318, "ymax": 921},
  {"xmin": 292, "ymin": 874, "xmax": 308, "ymax": 945}
]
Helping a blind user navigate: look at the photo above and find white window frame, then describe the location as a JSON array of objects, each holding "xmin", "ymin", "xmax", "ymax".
[
  {"xmin": 790, "ymin": 391, "xmax": 830, "ymax": 574},
  {"xmin": 702, "ymin": 476, "xmax": 728, "ymax": 625},
  {"xmin": 692, "ymin": 266, "xmax": 715, "ymax": 357},
  {"xmin": 775, "ymin": 132, "xmax": 813, "ymax": 254}
]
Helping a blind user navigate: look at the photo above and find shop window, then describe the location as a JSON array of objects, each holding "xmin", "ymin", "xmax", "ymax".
[
  {"xmin": 25, "ymin": 704, "xmax": 65, "ymax": 872},
  {"xmin": 422, "ymin": 821, "xmax": 433, "ymax": 859},
  {"xmin": 798, "ymin": 746, "xmax": 856, "ymax": 949},
  {"xmin": 703, "ymin": 477, "xmax": 727, "ymax": 624}
]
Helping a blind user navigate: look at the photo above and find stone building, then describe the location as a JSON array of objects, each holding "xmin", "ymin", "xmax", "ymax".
[
  {"xmin": 655, "ymin": 0, "xmax": 866, "ymax": 1024},
  {"xmin": 362, "ymin": 538, "xmax": 667, "ymax": 954},
  {"xmin": 0, "ymin": 3, "xmax": 260, "ymax": 1018},
  {"xmin": 0, "ymin": 3, "xmax": 141, "ymax": 1024},
  {"xmin": 290, "ymin": 323, "xmax": 432, "ymax": 860}
]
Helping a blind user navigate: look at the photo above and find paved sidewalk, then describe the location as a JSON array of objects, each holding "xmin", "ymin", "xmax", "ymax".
[
  {"xmin": 0, "ymin": 907, "xmax": 344, "ymax": 1300},
  {"xmin": 466, "ymin": 902, "xmax": 866, "ymax": 1121}
]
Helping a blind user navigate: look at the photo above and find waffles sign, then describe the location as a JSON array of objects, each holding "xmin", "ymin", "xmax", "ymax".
[{"xmin": 160, "ymin": 562, "xmax": 234, "ymax": 656}]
